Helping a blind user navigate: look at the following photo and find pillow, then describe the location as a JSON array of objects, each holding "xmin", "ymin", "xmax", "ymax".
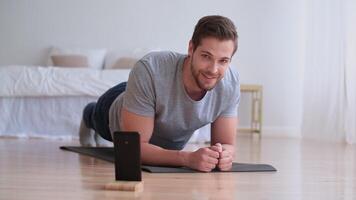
[
  {"xmin": 47, "ymin": 47, "xmax": 106, "ymax": 69},
  {"xmin": 104, "ymin": 48, "xmax": 161, "ymax": 69},
  {"xmin": 110, "ymin": 57, "xmax": 138, "ymax": 69},
  {"xmin": 51, "ymin": 55, "xmax": 88, "ymax": 68},
  {"xmin": 104, "ymin": 52, "xmax": 138, "ymax": 69}
]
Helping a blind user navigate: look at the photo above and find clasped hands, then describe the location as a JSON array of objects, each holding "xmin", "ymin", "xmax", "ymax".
[{"xmin": 187, "ymin": 143, "xmax": 233, "ymax": 172}]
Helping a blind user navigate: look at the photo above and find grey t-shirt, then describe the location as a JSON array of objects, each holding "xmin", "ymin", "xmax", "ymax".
[{"xmin": 109, "ymin": 51, "xmax": 240, "ymax": 150}]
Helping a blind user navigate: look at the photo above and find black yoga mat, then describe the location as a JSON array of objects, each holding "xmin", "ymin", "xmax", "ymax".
[{"xmin": 60, "ymin": 146, "xmax": 277, "ymax": 173}]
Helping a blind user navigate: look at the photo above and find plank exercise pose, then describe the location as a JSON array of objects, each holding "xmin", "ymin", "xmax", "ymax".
[{"xmin": 79, "ymin": 15, "xmax": 240, "ymax": 172}]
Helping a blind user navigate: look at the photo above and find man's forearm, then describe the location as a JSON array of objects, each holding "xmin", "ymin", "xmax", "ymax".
[{"xmin": 140, "ymin": 142, "xmax": 190, "ymax": 167}]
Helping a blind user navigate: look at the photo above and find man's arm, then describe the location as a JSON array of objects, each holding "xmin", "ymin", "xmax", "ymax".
[
  {"xmin": 210, "ymin": 116, "xmax": 238, "ymax": 171},
  {"xmin": 120, "ymin": 108, "xmax": 219, "ymax": 172}
]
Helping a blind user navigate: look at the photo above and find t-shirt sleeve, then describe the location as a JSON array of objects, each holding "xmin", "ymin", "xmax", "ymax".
[
  {"xmin": 122, "ymin": 61, "xmax": 155, "ymax": 117},
  {"xmin": 219, "ymin": 84, "xmax": 240, "ymax": 117}
]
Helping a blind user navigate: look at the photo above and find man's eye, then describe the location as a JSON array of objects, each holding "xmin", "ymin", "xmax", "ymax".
[
  {"xmin": 202, "ymin": 54, "xmax": 209, "ymax": 58},
  {"xmin": 220, "ymin": 60, "xmax": 229, "ymax": 64}
]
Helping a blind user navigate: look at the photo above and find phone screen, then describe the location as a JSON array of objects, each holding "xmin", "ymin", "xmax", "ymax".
[{"xmin": 113, "ymin": 131, "xmax": 142, "ymax": 181}]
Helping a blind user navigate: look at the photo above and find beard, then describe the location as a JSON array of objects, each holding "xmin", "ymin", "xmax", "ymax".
[{"xmin": 190, "ymin": 56, "xmax": 221, "ymax": 91}]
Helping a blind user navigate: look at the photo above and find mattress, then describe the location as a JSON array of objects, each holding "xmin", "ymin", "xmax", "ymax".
[
  {"xmin": 0, "ymin": 65, "xmax": 210, "ymax": 142},
  {"xmin": 0, "ymin": 96, "xmax": 97, "ymax": 139},
  {"xmin": 0, "ymin": 65, "xmax": 132, "ymax": 139},
  {"xmin": 0, "ymin": 65, "xmax": 131, "ymax": 97}
]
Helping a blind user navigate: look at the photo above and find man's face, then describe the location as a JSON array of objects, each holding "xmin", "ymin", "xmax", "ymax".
[{"xmin": 188, "ymin": 37, "xmax": 235, "ymax": 91}]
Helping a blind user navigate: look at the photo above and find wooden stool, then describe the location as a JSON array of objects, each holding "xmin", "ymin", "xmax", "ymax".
[{"xmin": 239, "ymin": 84, "xmax": 263, "ymax": 135}]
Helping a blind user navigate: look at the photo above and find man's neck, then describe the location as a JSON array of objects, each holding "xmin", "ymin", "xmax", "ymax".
[{"xmin": 182, "ymin": 57, "xmax": 207, "ymax": 101}]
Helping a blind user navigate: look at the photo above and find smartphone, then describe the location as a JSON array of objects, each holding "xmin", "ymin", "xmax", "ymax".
[{"xmin": 113, "ymin": 131, "xmax": 142, "ymax": 181}]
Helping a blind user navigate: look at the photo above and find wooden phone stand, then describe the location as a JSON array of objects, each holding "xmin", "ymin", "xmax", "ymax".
[
  {"xmin": 105, "ymin": 132, "xmax": 143, "ymax": 192},
  {"xmin": 105, "ymin": 180, "xmax": 144, "ymax": 192}
]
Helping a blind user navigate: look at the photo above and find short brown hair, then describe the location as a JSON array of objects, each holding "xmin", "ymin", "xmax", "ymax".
[{"xmin": 191, "ymin": 15, "xmax": 238, "ymax": 55}]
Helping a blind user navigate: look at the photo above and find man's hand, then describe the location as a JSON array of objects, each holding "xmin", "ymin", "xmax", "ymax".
[
  {"xmin": 186, "ymin": 147, "xmax": 220, "ymax": 172},
  {"xmin": 210, "ymin": 143, "xmax": 233, "ymax": 171}
]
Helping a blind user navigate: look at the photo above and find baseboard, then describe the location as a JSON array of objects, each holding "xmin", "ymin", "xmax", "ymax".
[
  {"xmin": 0, "ymin": 133, "xmax": 76, "ymax": 140},
  {"xmin": 1, "ymin": 126, "xmax": 302, "ymax": 142},
  {"xmin": 240, "ymin": 126, "xmax": 301, "ymax": 138},
  {"xmin": 188, "ymin": 125, "xmax": 302, "ymax": 144}
]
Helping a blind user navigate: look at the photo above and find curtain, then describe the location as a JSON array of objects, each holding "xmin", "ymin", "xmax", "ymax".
[
  {"xmin": 302, "ymin": 0, "xmax": 356, "ymax": 144},
  {"xmin": 344, "ymin": 0, "xmax": 356, "ymax": 144}
]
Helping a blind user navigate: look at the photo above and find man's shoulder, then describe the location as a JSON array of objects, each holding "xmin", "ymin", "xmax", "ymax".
[
  {"xmin": 136, "ymin": 51, "xmax": 185, "ymax": 75},
  {"xmin": 140, "ymin": 51, "xmax": 185, "ymax": 65},
  {"xmin": 214, "ymin": 67, "xmax": 240, "ymax": 97},
  {"xmin": 220, "ymin": 67, "xmax": 240, "ymax": 88}
]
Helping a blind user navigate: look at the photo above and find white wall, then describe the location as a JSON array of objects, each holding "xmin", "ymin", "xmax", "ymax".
[{"xmin": 0, "ymin": 0, "xmax": 305, "ymax": 137}]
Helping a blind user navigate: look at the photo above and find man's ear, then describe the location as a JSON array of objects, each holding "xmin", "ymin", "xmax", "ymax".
[{"xmin": 188, "ymin": 40, "xmax": 194, "ymax": 56}]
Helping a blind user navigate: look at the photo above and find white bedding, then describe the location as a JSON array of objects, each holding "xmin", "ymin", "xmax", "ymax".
[
  {"xmin": 0, "ymin": 65, "xmax": 210, "ymax": 142},
  {"xmin": 0, "ymin": 66, "xmax": 131, "ymax": 97},
  {"xmin": 0, "ymin": 96, "xmax": 96, "ymax": 139},
  {"xmin": 0, "ymin": 65, "xmax": 130, "ymax": 139}
]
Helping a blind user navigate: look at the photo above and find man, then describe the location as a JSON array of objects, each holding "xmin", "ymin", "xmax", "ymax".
[{"xmin": 79, "ymin": 15, "xmax": 240, "ymax": 172}]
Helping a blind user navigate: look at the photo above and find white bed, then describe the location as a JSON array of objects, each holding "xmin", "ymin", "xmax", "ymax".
[
  {"xmin": 0, "ymin": 65, "xmax": 210, "ymax": 143},
  {"xmin": 0, "ymin": 96, "xmax": 97, "ymax": 139},
  {"xmin": 0, "ymin": 65, "xmax": 130, "ymax": 139}
]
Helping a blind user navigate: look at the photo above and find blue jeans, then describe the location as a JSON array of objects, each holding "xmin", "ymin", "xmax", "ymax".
[{"xmin": 82, "ymin": 82, "xmax": 127, "ymax": 141}]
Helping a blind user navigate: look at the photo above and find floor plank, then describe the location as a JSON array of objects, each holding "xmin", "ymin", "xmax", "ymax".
[{"xmin": 0, "ymin": 135, "xmax": 355, "ymax": 200}]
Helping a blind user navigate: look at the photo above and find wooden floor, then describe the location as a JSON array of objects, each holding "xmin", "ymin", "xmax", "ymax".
[{"xmin": 0, "ymin": 134, "xmax": 355, "ymax": 200}]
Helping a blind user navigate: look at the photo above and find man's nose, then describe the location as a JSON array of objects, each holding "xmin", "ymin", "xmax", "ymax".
[{"xmin": 207, "ymin": 61, "xmax": 219, "ymax": 74}]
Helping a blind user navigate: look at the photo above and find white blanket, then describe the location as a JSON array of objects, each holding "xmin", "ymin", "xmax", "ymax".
[
  {"xmin": 0, "ymin": 66, "xmax": 131, "ymax": 97},
  {"xmin": 0, "ymin": 66, "xmax": 211, "ymax": 142}
]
